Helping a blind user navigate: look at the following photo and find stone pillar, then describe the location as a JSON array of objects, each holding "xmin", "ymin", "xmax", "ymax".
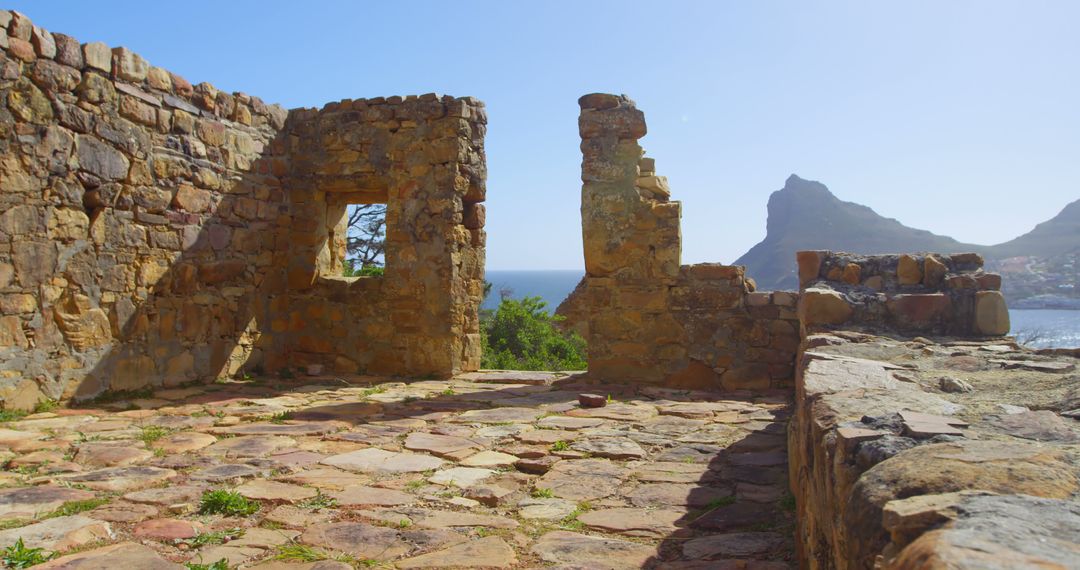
[{"xmin": 579, "ymin": 94, "xmax": 682, "ymax": 382}]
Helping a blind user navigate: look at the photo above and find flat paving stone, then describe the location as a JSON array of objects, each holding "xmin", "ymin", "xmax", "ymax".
[
  {"xmin": 278, "ymin": 467, "xmax": 370, "ymax": 490},
  {"xmin": 537, "ymin": 416, "xmax": 605, "ymax": 430},
  {"xmin": 189, "ymin": 463, "xmax": 266, "ymax": 481},
  {"xmin": 32, "ymin": 542, "xmax": 184, "ymax": 569},
  {"xmin": 683, "ymin": 531, "xmax": 787, "ymax": 559},
  {"xmin": 629, "ymin": 483, "xmax": 732, "ymax": 508},
  {"xmin": 87, "ymin": 501, "xmax": 159, "ymax": 523},
  {"xmin": 397, "ymin": 536, "xmax": 518, "ymax": 568},
  {"xmin": 155, "ymin": 432, "xmax": 217, "ymax": 454},
  {"xmin": 455, "ymin": 407, "xmax": 544, "ymax": 423},
  {"xmin": 571, "ymin": 438, "xmax": 647, "ymax": 459},
  {"xmin": 301, "ymin": 521, "xmax": 406, "ymax": 560},
  {"xmin": 208, "ymin": 421, "xmax": 343, "ymax": 436},
  {"xmin": 133, "ymin": 518, "xmax": 203, "ymax": 540},
  {"xmin": 567, "ymin": 403, "xmax": 658, "ymax": 421},
  {"xmin": 428, "ymin": 467, "xmax": 495, "ymax": 488},
  {"xmin": 537, "ymin": 458, "xmax": 627, "ymax": 501},
  {"xmin": 322, "ymin": 448, "xmax": 445, "ymax": 473},
  {"xmin": 123, "ymin": 485, "xmax": 206, "ymax": 506},
  {"xmin": 692, "ymin": 502, "xmax": 779, "ymax": 531},
  {"xmin": 330, "ymin": 486, "xmax": 415, "ymax": 507},
  {"xmin": 59, "ymin": 466, "xmax": 177, "ymax": 492},
  {"xmin": 0, "ymin": 486, "xmax": 96, "ymax": 520},
  {"xmin": 74, "ymin": 443, "xmax": 152, "ymax": 467},
  {"xmin": 411, "ymin": 509, "xmax": 519, "ymax": 529},
  {"xmin": 578, "ymin": 507, "xmax": 684, "ymax": 537},
  {"xmin": 632, "ymin": 461, "xmax": 712, "ymax": 483},
  {"xmin": 203, "ymin": 435, "xmax": 298, "ymax": 458},
  {"xmin": 460, "ymin": 450, "xmax": 518, "ymax": 468},
  {"xmin": 403, "ymin": 432, "xmax": 482, "ymax": 459},
  {"xmin": 531, "ymin": 530, "xmax": 658, "ymax": 568},
  {"xmin": 517, "ymin": 497, "xmax": 579, "ymax": 520},
  {"xmin": 0, "ymin": 515, "xmax": 111, "ymax": 551},
  {"xmin": 236, "ymin": 479, "xmax": 318, "ymax": 503}
]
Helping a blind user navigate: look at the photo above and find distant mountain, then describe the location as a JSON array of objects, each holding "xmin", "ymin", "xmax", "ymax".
[
  {"xmin": 734, "ymin": 175, "xmax": 979, "ymax": 290},
  {"xmin": 989, "ymin": 198, "xmax": 1080, "ymax": 259},
  {"xmin": 735, "ymin": 175, "xmax": 1080, "ymax": 298}
]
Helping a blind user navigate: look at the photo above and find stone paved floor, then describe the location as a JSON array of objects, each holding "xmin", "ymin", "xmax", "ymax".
[{"xmin": 0, "ymin": 371, "xmax": 795, "ymax": 569}]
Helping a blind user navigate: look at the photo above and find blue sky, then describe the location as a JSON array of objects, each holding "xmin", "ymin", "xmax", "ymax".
[{"xmin": 12, "ymin": 1, "xmax": 1080, "ymax": 269}]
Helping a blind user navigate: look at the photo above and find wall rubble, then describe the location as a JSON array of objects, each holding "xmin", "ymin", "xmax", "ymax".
[{"xmin": 0, "ymin": 10, "xmax": 485, "ymax": 408}]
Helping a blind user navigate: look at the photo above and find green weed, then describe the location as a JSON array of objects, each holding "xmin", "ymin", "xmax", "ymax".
[
  {"xmin": 198, "ymin": 490, "xmax": 260, "ymax": 516},
  {"xmin": 1, "ymin": 538, "xmax": 53, "ymax": 568}
]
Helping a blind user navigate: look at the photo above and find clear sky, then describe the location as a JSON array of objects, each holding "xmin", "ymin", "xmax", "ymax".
[{"xmin": 11, "ymin": 1, "xmax": 1080, "ymax": 269}]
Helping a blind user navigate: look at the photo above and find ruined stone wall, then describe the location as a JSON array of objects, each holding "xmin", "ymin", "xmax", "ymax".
[
  {"xmin": 277, "ymin": 96, "xmax": 487, "ymax": 377},
  {"xmin": 0, "ymin": 11, "xmax": 484, "ymax": 408},
  {"xmin": 576, "ymin": 94, "xmax": 798, "ymax": 390},
  {"xmin": 796, "ymin": 250, "xmax": 1010, "ymax": 338}
]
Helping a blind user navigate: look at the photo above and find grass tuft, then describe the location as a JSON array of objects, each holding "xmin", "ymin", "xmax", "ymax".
[
  {"xmin": 47, "ymin": 498, "xmax": 109, "ymax": 518},
  {"xmin": 138, "ymin": 425, "xmax": 172, "ymax": 445},
  {"xmin": 530, "ymin": 488, "xmax": 555, "ymax": 499},
  {"xmin": 198, "ymin": 490, "xmax": 260, "ymax": 516}
]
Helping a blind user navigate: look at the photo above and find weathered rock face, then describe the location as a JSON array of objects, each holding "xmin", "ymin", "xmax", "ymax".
[
  {"xmin": 574, "ymin": 94, "xmax": 799, "ymax": 389},
  {"xmin": 796, "ymin": 251, "xmax": 1008, "ymax": 337},
  {"xmin": 0, "ymin": 11, "xmax": 485, "ymax": 407}
]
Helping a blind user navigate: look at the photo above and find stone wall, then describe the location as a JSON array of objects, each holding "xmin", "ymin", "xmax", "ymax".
[
  {"xmin": 277, "ymin": 97, "xmax": 487, "ymax": 377},
  {"xmin": 788, "ymin": 335, "xmax": 1079, "ymax": 569},
  {"xmin": 0, "ymin": 11, "xmax": 484, "ymax": 408},
  {"xmin": 796, "ymin": 251, "xmax": 1010, "ymax": 338},
  {"xmin": 574, "ymin": 93, "xmax": 798, "ymax": 390}
]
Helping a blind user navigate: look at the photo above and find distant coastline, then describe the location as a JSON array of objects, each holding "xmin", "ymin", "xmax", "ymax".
[{"xmin": 1011, "ymin": 294, "xmax": 1080, "ymax": 310}]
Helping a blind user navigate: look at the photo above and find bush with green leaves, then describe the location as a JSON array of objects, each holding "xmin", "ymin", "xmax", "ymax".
[{"xmin": 481, "ymin": 296, "xmax": 586, "ymax": 371}]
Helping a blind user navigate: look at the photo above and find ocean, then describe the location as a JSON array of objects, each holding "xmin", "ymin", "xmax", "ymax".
[
  {"xmin": 482, "ymin": 270, "xmax": 1080, "ymax": 349},
  {"xmin": 482, "ymin": 270, "xmax": 584, "ymax": 312}
]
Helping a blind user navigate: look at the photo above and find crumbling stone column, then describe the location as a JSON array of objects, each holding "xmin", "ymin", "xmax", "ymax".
[
  {"xmin": 579, "ymin": 94, "xmax": 682, "ymax": 383},
  {"xmin": 576, "ymin": 94, "xmax": 799, "ymax": 390}
]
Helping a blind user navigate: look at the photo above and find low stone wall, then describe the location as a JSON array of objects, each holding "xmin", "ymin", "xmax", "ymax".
[
  {"xmin": 796, "ymin": 251, "xmax": 1010, "ymax": 337},
  {"xmin": 788, "ymin": 336, "xmax": 1079, "ymax": 568},
  {"xmin": 571, "ymin": 94, "xmax": 799, "ymax": 390},
  {"xmin": 0, "ymin": 11, "xmax": 485, "ymax": 408}
]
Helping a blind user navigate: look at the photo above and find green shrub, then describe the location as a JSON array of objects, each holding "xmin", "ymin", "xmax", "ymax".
[{"xmin": 481, "ymin": 296, "xmax": 586, "ymax": 371}]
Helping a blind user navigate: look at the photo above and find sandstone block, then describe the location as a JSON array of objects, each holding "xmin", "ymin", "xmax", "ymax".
[
  {"xmin": 797, "ymin": 251, "xmax": 825, "ymax": 286},
  {"xmin": 923, "ymin": 255, "xmax": 947, "ymax": 287},
  {"xmin": 111, "ymin": 47, "xmax": 148, "ymax": 82},
  {"xmin": 975, "ymin": 273, "xmax": 1001, "ymax": 290},
  {"xmin": 974, "ymin": 290, "xmax": 1009, "ymax": 336},
  {"xmin": 7, "ymin": 37, "xmax": 35, "ymax": 62},
  {"xmin": 798, "ymin": 287, "xmax": 852, "ymax": 327},
  {"xmin": 52, "ymin": 34, "xmax": 82, "ymax": 67},
  {"xmin": 887, "ymin": 293, "xmax": 952, "ymax": 328},
  {"xmin": 897, "ymin": 254, "xmax": 922, "ymax": 285},
  {"xmin": 82, "ymin": 42, "xmax": 111, "ymax": 72},
  {"xmin": 30, "ymin": 26, "xmax": 56, "ymax": 58},
  {"xmin": 578, "ymin": 93, "xmax": 623, "ymax": 110},
  {"xmin": 76, "ymin": 134, "xmax": 129, "ymax": 181}
]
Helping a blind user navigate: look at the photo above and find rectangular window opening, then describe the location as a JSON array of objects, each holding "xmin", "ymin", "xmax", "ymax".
[{"xmin": 341, "ymin": 203, "xmax": 386, "ymax": 277}]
